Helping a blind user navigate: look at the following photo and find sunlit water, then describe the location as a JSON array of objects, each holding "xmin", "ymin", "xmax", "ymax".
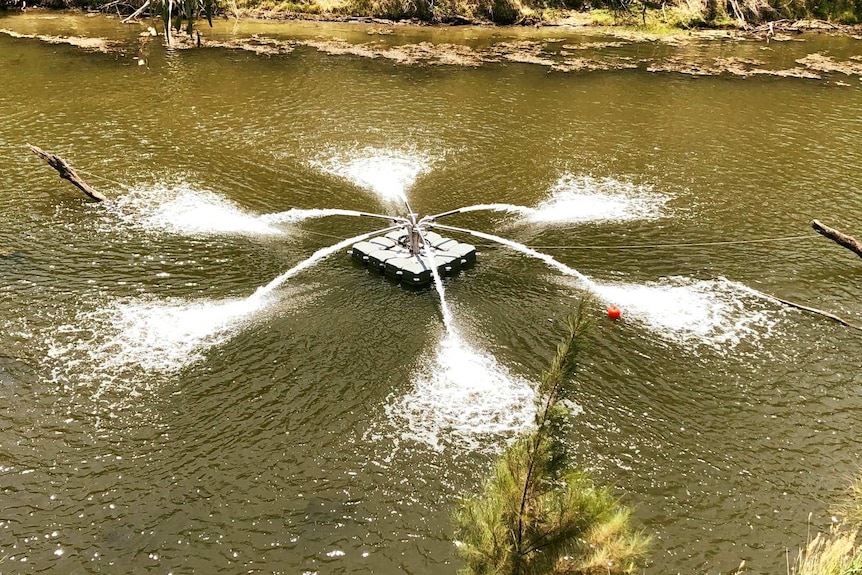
[
  {"xmin": 527, "ymin": 174, "xmax": 671, "ymax": 224},
  {"xmin": 1, "ymin": 12, "xmax": 862, "ymax": 575},
  {"xmin": 309, "ymin": 146, "xmax": 434, "ymax": 208},
  {"xmin": 105, "ymin": 181, "xmax": 289, "ymax": 236}
]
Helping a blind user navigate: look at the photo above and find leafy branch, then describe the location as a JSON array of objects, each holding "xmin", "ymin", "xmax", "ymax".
[{"xmin": 453, "ymin": 299, "xmax": 650, "ymax": 575}]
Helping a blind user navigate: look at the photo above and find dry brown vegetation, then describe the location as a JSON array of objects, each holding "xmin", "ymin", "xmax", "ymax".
[{"xmin": 5, "ymin": 0, "xmax": 862, "ymax": 27}]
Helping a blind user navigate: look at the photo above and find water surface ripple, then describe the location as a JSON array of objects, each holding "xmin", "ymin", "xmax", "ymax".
[{"xmin": 1, "ymin": 13, "xmax": 862, "ymax": 575}]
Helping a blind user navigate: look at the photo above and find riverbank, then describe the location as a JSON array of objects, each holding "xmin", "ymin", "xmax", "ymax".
[
  {"xmin": 2, "ymin": 8, "xmax": 861, "ymax": 79},
  {"xmin": 3, "ymin": 7, "xmax": 862, "ymax": 51},
  {"xmin": 4, "ymin": 0, "xmax": 862, "ymax": 32}
]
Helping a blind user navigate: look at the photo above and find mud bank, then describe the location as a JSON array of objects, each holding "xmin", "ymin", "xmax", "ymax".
[{"xmin": 1, "ymin": 12, "xmax": 861, "ymax": 84}]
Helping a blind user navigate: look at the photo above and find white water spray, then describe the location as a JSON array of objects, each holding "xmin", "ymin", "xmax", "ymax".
[
  {"xmin": 42, "ymin": 292, "xmax": 277, "ymax": 403},
  {"xmin": 424, "ymin": 203, "xmax": 533, "ymax": 222},
  {"xmin": 429, "ymin": 223, "xmax": 778, "ymax": 348},
  {"xmin": 45, "ymin": 227, "xmax": 406, "ymax": 398},
  {"xmin": 106, "ymin": 183, "xmax": 287, "ymax": 236},
  {"xmin": 591, "ymin": 277, "xmax": 781, "ymax": 348},
  {"xmin": 528, "ymin": 174, "xmax": 670, "ymax": 224},
  {"xmin": 416, "ymin": 230, "xmax": 455, "ymax": 334},
  {"xmin": 430, "ymin": 223, "xmax": 595, "ymax": 288},
  {"xmin": 261, "ymin": 208, "xmax": 404, "ymax": 226},
  {"xmin": 391, "ymin": 331, "xmax": 537, "ymax": 450},
  {"xmin": 428, "ymin": 265, "xmax": 454, "ymax": 334},
  {"xmin": 310, "ymin": 147, "xmax": 430, "ymax": 207},
  {"xmin": 384, "ymin": 228, "xmax": 542, "ymax": 450},
  {"xmin": 371, "ymin": 227, "xmax": 538, "ymax": 450},
  {"xmin": 423, "ymin": 177, "xmax": 670, "ymax": 226},
  {"xmin": 255, "ymin": 225, "xmax": 402, "ymax": 297},
  {"xmin": 104, "ymin": 181, "xmax": 410, "ymax": 238}
]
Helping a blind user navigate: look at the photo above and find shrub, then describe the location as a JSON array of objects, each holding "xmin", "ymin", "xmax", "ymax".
[{"xmin": 453, "ymin": 302, "xmax": 650, "ymax": 575}]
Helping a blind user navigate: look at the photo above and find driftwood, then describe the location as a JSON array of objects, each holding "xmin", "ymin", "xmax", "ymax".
[
  {"xmin": 739, "ymin": 220, "xmax": 862, "ymax": 331},
  {"xmin": 812, "ymin": 219, "xmax": 862, "ymax": 260},
  {"xmin": 753, "ymin": 289, "xmax": 862, "ymax": 332},
  {"xmin": 28, "ymin": 144, "xmax": 106, "ymax": 202}
]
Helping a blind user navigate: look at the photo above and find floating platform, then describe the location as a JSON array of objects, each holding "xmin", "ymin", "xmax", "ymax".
[{"xmin": 350, "ymin": 230, "xmax": 476, "ymax": 287}]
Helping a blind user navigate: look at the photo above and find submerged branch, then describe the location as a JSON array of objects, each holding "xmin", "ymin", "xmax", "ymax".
[
  {"xmin": 752, "ymin": 288, "xmax": 862, "ymax": 332},
  {"xmin": 28, "ymin": 145, "xmax": 106, "ymax": 202}
]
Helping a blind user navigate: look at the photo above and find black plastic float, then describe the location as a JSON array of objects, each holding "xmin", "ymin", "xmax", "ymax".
[{"xmin": 351, "ymin": 229, "xmax": 476, "ymax": 287}]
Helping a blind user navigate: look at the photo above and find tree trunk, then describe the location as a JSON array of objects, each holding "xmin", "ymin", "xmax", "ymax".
[
  {"xmin": 28, "ymin": 144, "xmax": 106, "ymax": 202},
  {"xmin": 706, "ymin": 0, "xmax": 727, "ymax": 22},
  {"xmin": 121, "ymin": 0, "xmax": 150, "ymax": 23},
  {"xmin": 812, "ymin": 219, "xmax": 862, "ymax": 260}
]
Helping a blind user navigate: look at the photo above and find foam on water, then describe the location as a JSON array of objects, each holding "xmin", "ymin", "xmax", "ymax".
[
  {"xmin": 310, "ymin": 147, "xmax": 431, "ymax": 206},
  {"xmin": 105, "ymin": 182, "xmax": 286, "ymax": 236},
  {"xmin": 388, "ymin": 330, "xmax": 537, "ymax": 451},
  {"xmin": 590, "ymin": 276, "xmax": 781, "ymax": 348},
  {"xmin": 526, "ymin": 174, "xmax": 670, "ymax": 224},
  {"xmin": 45, "ymin": 294, "xmax": 274, "ymax": 398},
  {"xmin": 432, "ymin": 224, "xmax": 779, "ymax": 349}
]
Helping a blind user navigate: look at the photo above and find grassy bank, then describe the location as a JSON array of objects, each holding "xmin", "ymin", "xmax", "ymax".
[{"xmin": 3, "ymin": 0, "xmax": 862, "ymax": 28}]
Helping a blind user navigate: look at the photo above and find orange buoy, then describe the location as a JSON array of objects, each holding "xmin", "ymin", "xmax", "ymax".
[{"xmin": 607, "ymin": 305, "xmax": 621, "ymax": 320}]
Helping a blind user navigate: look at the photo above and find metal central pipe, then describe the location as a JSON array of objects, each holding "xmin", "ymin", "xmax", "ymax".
[{"xmin": 407, "ymin": 212, "xmax": 422, "ymax": 255}]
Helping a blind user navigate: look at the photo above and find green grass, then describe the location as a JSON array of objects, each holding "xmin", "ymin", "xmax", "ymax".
[{"xmin": 789, "ymin": 474, "xmax": 862, "ymax": 575}]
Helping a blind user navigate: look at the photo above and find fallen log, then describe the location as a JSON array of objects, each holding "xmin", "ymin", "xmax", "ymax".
[
  {"xmin": 28, "ymin": 144, "xmax": 106, "ymax": 202},
  {"xmin": 812, "ymin": 219, "xmax": 862, "ymax": 260}
]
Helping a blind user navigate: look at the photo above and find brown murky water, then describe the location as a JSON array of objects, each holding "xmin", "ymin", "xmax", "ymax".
[{"xmin": 1, "ymin": 12, "xmax": 862, "ymax": 573}]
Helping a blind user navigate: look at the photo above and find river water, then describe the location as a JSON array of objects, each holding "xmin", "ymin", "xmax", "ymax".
[{"xmin": 1, "ymin": 12, "xmax": 862, "ymax": 573}]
